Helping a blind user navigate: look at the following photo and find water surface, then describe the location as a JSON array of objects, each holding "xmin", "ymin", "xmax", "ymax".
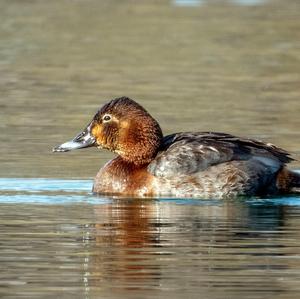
[{"xmin": 1, "ymin": 179, "xmax": 300, "ymax": 299}]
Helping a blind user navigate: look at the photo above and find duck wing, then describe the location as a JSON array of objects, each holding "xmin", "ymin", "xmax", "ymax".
[{"xmin": 148, "ymin": 132, "xmax": 293, "ymax": 177}]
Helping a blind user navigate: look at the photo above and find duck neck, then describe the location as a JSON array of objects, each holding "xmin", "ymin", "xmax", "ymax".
[{"xmin": 118, "ymin": 118, "xmax": 163, "ymax": 166}]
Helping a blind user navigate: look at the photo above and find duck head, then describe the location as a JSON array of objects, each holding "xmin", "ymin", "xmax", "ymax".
[{"xmin": 53, "ymin": 97, "xmax": 163, "ymax": 165}]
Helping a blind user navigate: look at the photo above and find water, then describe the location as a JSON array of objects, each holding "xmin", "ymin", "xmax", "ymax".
[
  {"xmin": 1, "ymin": 179, "xmax": 300, "ymax": 299},
  {"xmin": 1, "ymin": 0, "xmax": 300, "ymax": 298},
  {"xmin": 174, "ymin": 0, "xmax": 267, "ymax": 6}
]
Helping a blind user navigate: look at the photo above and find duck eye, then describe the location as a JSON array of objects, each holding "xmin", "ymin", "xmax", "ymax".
[{"xmin": 103, "ymin": 114, "xmax": 112, "ymax": 122}]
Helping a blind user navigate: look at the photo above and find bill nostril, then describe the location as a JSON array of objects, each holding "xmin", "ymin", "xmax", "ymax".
[{"xmin": 75, "ymin": 132, "xmax": 85, "ymax": 141}]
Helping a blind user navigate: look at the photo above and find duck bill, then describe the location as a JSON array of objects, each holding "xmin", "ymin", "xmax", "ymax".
[{"xmin": 53, "ymin": 122, "xmax": 96, "ymax": 152}]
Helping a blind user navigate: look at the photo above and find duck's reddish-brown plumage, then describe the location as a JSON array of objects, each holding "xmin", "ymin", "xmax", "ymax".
[
  {"xmin": 92, "ymin": 97, "xmax": 162, "ymax": 166},
  {"xmin": 53, "ymin": 96, "xmax": 300, "ymax": 198},
  {"xmin": 93, "ymin": 156, "xmax": 154, "ymax": 196}
]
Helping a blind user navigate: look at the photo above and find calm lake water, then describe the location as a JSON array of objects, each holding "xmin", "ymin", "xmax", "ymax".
[{"xmin": 1, "ymin": 0, "xmax": 300, "ymax": 298}]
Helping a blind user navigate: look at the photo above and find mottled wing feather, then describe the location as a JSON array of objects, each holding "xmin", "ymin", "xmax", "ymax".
[{"xmin": 148, "ymin": 132, "xmax": 293, "ymax": 177}]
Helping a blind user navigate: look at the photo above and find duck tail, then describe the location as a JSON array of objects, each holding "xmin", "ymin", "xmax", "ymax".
[{"xmin": 276, "ymin": 168, "xmax": 300, "ymax": 194}]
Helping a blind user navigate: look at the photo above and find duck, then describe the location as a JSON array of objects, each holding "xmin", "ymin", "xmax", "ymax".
[{"xmin": 53, "ymin": 96, "xmax": 300, "ymax": 198}]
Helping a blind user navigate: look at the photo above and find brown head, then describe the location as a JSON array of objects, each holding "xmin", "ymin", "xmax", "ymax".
[{"xmin": 53, "ymin": 97, "xmax": 163, "ymax": 165}]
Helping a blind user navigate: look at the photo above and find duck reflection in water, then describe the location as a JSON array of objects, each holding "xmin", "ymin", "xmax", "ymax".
[{"xmin": 84, "ymin": 199, "xmax": 292, "ymax": 295}]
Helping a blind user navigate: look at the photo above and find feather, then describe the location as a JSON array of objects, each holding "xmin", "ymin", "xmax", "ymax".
[{"xmin": 148, "ymin": 132, "xmax": 293, "ymax": 177}]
